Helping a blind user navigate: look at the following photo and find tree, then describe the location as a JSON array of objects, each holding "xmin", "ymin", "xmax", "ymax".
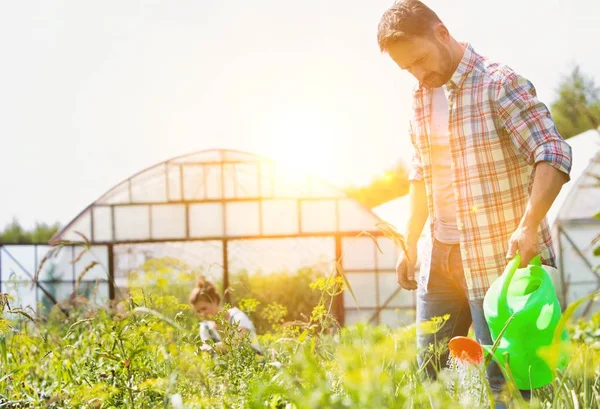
[
  {"xmin": 0, "ymin": 218, "xmax": 61, "ymax": 244},
  {"xmin": 343, "ymin": 161, "xmax": 409, "ymax": 208},
  {"xmin": 550, "ymin": 65, "xmax": 600, "ymax": 139}
]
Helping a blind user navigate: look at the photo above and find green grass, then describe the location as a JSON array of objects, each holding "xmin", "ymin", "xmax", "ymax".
[{"xmin": 1, "ymin": 279, "xmax": 600, "ymax": 409}]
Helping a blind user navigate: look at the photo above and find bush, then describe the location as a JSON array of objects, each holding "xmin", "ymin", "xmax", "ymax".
[
  {"xmin": 126, "ymin": 257, "xmax": 328, "ymax": 335},
  {"xmin": 2, "ymin": 288, "xmax": 600, "ymax": 408},
  {"xmin": 229, "ymin": 267, "xmax": 326, "ymax": 333},
  {"xmin": 2, "ymin": 254, "xmax": 599, "ymax": 408}
]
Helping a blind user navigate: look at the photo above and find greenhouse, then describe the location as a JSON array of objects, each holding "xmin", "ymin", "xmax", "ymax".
[
  {"xmin": 0, "ymin": 149, "xmax": 414, "ymax": 327},
  {"xmin": 3, "ymin": 130, "xmax": 597, "ymax": 326},
  {"xmin": 548, "ymin": 128, "xmax": 600, "ymax": 317}
]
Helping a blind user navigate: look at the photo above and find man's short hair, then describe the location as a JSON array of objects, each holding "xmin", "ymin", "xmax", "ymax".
[{"xmin": 377, "ymin": 0, "xmax": 443, "ymax": 52}]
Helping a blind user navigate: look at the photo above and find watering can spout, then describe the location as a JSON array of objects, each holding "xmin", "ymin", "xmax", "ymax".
[
  {"xmin": 448, "ymin": 336, "xmax": 504, "ymax": 367},
  {"xmin": 448, "ymin": 336, "xmax": 484, "ymax": 365}
]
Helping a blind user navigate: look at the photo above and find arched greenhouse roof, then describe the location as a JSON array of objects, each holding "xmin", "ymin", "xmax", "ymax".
[{"xmin": 52, "ymin": 148, "xmax": 383, "ymax": 244}]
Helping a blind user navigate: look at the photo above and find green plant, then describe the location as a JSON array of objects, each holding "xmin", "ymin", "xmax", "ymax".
[
  {"xmin": 1, "ymin": 249, "xmax": 600, "ymax": 408},
  {"xmin": 229, "ymin": 267, "xmax": 326, "ymax": 334}
]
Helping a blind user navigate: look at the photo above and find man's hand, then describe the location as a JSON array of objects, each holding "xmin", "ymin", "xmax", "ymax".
[
  {"xmin": 506, "ymin": 225, "xmax": 539, "ymax": 267},
  {"xmin": 506, "ymin": 162, "xmax": 569, "ymax": 268},
  {"xmin": 396, "ymin": 246, "xmax": 418, "ymax": 290}
]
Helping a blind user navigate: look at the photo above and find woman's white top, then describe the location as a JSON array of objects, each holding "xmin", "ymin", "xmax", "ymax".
[{"xmin": 199, "ymin": 307, "xmax": 261, "ymax": 353}]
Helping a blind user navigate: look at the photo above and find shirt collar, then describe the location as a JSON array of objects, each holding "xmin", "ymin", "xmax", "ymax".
[{"xmin": 446, "ymin": 42, "xmax": 476, "ymax": 90}]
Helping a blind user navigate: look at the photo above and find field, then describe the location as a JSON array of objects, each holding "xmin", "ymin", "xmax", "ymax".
[{"xmin": 1, "ymin": 259, "xmax": 600, "ymax": 409}]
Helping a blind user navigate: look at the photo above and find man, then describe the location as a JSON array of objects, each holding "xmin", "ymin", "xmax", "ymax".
[{"xmin": 376, "ymin": 0, "xmax": 572, "ymax": 403}]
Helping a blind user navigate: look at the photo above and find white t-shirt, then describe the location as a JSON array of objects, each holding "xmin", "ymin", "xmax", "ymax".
[
  {"xmin": 430, "ymin": 86, "xmax": 459, "ymax": 244},
  {"xmin": 227, "ymin": 307, "xmax": 259, "ymax": 345},
  {"xmin": 199, "ymin": 307, "xmax": 261, "ymax": 352}
]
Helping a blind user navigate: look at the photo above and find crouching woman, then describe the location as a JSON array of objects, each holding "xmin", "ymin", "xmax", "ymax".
[{"xmin": 189, "ymin": 276, "xmax": 262, "ymax": 356}]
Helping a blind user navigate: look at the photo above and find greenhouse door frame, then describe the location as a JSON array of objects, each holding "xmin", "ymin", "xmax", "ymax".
[{"xmin": 556, "ymin": 218, "xmax": 600, "ymax": 315}]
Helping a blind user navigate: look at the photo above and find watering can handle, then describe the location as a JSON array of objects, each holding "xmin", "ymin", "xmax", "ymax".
[
  {"xmin": 498, "ymin": 252, "xmax": 542, "ymax": 314},
  {"xmin": 499, "ymin": 253, "xmax": 520, "ymax": 314}
]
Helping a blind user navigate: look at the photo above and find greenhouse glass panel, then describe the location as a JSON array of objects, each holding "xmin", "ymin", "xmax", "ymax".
[
  {"xmin": 300, "ymin": 200, "xmax": 337, "ymax": 232},
  {"xmin": 561, "ymin": 155, "xmax": 600, "ymax": 220},
  {"xmin": 130, "ymin": 165, "xmax": 167, "ymax": 203},
  {"xmin": 97, "ymin": 181, "xmax": 130, "ymax": 205},
  {"xmin": 73, "ymin": 245, "xmax": 110, "ymax": 281},
  {"xmin": 182, "ymin": 165, "xmax": 205, "ymax": 200},
  {"xmin": 341, "ymin": 237, "xmax": 376, "ymax": 270},
  {"xmin": 223, "ymin": 163, "xmax": 260, "ymax": 199},
  {"xmin": 189, "ymin": 203, "xmax": 223, "ymax": 238},
  {"xmin": 559, "ymin": 229, "xmax": 600, "ymax": 283},
  {"xmin": 75, "ymin": 281, "xmax": 110, "ymax": 305},
  {"xmin": 227, "ymin": 238, "xmax": 334, "ymax": 275},
  {"xmin": 261, "ymin": 200, "xmax": 299, "ymax": 235},
  {"xmin": 3, "ymin": 281, "xmax": 38, "ymax": 312},
  {"xmin": 167, "ymin": 164, "xmax": 182, "ymax": 201},
  {"xmin": 38, "ymin": 282, "xmax": 75, "ymax": 305},
  {"xmin": 562, "ymin": 223, "xmax": 600, "ymax": 259},
  {"xmin": 223, "ymin": 164, "xmax": 237, "ymax": 200},
  {"xmin": 376, "ymin": 238, "xmax": 398, "ymax": 270},
  {"xmin": 151, "ymin": 204, "xmax": 186, "ymax": 240},
  {"xmin": 344, "ymin": 310, "xmax": 374, "ymax": 326},
  {"xmin": 259, "ymin": 163, "xmax": 275, "ymax": 198},
  {"xmin": 379, "ymin": 309, "xmax": 415, "ymax": 327},
  {"xmin": 378, "ymin": 273, "xmax": 415, "ymax": 308},
  {"xmin": 61, "ymin": 212, "xmax": 92, "ymax": 242},
  {"xmin": 1, "ymin": 245, "xmax": 36, "ymax": 281},
  {"xmin": 35, "ymin": 245, "xmax": 55, "ymax": 281},
  {"xmin": 566, "ymin": 283, "xmax": 600, "ymax": 317},
  {"xmin": 338, "ymin": 199, "xmax": 381, "ymax": 232},
  {"xmin": 204, "ymin": 165, "xmax": 222, "ymax": 199},
  {"xmin": 93, "ymin": 206, "xmax": 113, "ymax": 242},
  {"xmin": 114, "ymin": 241, "xmax": 224, "ymax": 283},
  {"xmin": 114, "ymin": 206, "xmax": 150, "ymax": 241},
  {"xmin": 225, "ymin": 202, "xmax": 260, "ymax": 237},
  {"xmin": 37, "ymin": 246, "xmax": 75, "ymax": 282},
  {"xmin": 343, "ymin": 272, "xmax": 377, "ymax": 308}
]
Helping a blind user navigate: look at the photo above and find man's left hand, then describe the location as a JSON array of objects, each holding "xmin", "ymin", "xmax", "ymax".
[{"xmin": 506, "ymin": 225, "xmax": 540, "ymax": 267}]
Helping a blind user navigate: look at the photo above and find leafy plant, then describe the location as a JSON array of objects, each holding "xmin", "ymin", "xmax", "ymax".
[{"xmin": 1, "ymin": 249, "xmax": 600, "ymax": 408}]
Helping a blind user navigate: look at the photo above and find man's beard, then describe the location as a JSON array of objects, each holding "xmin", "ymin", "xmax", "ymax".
[{"xmin": 422, "ymin": 43, "xmax": 454, "ymax": 88}]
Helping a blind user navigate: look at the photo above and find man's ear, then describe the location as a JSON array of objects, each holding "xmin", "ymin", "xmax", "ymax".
[{"xmin": 432, "ymin": 23, "xmax": 450, "ymax": 44}]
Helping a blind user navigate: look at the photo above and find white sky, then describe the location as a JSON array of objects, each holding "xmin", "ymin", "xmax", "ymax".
[{"xmin": 1, "ymin": 0, "xmax": 598, "ymax": 229}]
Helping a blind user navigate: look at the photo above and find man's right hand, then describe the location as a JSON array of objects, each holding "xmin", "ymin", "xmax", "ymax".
[{"xmin": 396, "ymin": 246, "xmax": 418, "ymax": 290}]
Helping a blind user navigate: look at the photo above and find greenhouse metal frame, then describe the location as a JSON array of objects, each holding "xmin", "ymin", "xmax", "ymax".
[{"xmin": 1, "ymin": 149, "xmax": 415, "ymax": 327}]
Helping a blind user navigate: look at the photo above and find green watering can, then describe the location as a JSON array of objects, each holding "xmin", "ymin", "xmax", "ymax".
[{"xmin": 449, "ymin": 253, "xmax": 570, "ymax": 390}]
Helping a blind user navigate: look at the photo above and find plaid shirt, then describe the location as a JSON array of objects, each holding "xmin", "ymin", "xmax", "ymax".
[{"xmin": 408, "ymin": 43, "xmax": 572, "ymax": 299}]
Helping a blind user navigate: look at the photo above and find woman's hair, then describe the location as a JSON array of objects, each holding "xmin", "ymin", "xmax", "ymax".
[{"xmin": 189, "ymin": 276, "xmax": 221, "ymax": 305}]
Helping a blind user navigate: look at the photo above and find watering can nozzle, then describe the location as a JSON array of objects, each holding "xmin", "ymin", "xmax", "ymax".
[{"xmin": 448, "ymin": 336, "xmax": 484, "ymax": 365}]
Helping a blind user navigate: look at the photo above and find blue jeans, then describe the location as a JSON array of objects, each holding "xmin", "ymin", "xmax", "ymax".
[{"xmin": 416, "ymin": 239, "xmax": 512, "ymax": 406}]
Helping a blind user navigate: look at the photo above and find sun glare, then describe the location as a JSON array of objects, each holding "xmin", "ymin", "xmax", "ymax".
[{"xmin": 262, "ymin": 108, "xmax": 342, "ymax": 183}]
